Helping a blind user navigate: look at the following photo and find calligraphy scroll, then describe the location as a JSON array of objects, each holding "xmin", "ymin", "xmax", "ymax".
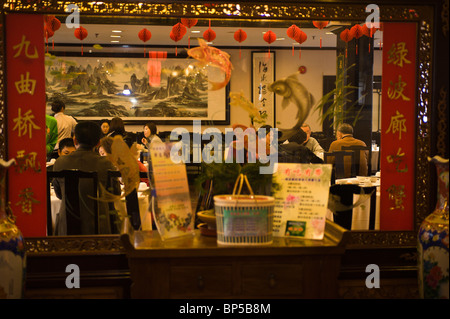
[
  {"xmin": 252, "ymin": 51, "xmax": 275, "ymax": 127},
  {"xmin": 6, "ymin": 14, "xmax": 46, "ymax": 236},
  {"xmin": 380, "ymin": 23, "xmax": 417, "ymax": 230}
]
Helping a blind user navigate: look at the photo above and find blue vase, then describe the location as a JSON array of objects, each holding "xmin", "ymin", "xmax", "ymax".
[{"xmin": 418, "ymin": 156, "xmax": 449, "ymax": 299}]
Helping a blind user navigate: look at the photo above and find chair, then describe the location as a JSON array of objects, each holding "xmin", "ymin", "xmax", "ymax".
[
  {"xmin": 329, "ymin": 184, "xmax": 377, "ymax": 230},
  {"xmin": 107, "ymin": 170, "xmax": 149, "ymax": 231},
  {"xmin": 324, "ymin": 151, "xmax": 355, "ymax": 183},
  {"xmin": 341, "ymin": 145, "xmax": 371, "ymax": 177},
  {"xmin": 47, "ymin": 170, "xmax": 99, "ymax": 236}
]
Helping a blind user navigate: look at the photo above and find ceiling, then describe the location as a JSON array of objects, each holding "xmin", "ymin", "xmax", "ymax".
[{"xmin": 48, "ymin": 17, "xmax": 383, "ymax": 54}]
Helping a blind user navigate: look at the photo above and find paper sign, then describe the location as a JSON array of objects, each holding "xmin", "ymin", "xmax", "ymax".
[
  {"xmin": 149, "ymin": 142, "xmax": 194, "ymax": 240},
  {"xmin": 271, "ymin": 163, "xmax": 332, "ymax": 240}
]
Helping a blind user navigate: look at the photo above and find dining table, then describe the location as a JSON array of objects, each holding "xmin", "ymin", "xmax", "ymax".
[{"xmin": 332, "ymin": 173, "xmax": 381, "ymax": 230}]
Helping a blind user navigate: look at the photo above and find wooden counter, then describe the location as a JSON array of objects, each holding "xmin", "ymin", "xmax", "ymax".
[{"xmin": 121, "ymin": 220, "xmax": 349, "ymax": 299}]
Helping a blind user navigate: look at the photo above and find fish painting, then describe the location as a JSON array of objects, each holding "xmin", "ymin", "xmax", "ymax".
[
  {"xmin": 268, "ymin": 72, "xmax": 314, "ymax": 141},
  {"xmin": 187, "ymin": 38, "xmax": 233, "ymax": 91},
  {"xmin": 95, "ymin": 135, "xmax": 141, "ymax": 202}
]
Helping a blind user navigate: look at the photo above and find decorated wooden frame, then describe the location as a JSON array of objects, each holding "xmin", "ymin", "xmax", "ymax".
[{"xmin": 0, "ymin": 0, "xmax": 444, "ymax": 250}]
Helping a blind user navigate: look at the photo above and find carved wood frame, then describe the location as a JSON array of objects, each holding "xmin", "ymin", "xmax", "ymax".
[{"xmin": 0, "ymin": 0, "xmax": 439, "ymax": 252}]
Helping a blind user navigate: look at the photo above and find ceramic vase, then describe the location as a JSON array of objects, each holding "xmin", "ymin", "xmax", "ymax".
[
  {"xmin": 0, "ymin": 159, "xmax": 26, "ymax": 299},
  {"xmin": 418, "ymin": 156, "xmax": 449, "ymax": 299}
]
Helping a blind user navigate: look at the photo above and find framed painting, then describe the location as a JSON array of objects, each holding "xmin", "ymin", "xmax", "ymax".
[
  {"xmin": 45, "ymin": 54, "xmax": 230, "ymax": 125},
  {"xmin": 251, "ymin": 51, "xmax": 276, "ymax": 127}
]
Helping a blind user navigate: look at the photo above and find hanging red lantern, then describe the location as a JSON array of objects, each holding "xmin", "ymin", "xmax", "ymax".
[
  {"xmin": 181, "ymin": 18, "xmax": 198, "ymax": 28},
  {"xmin": 203, "ymin": 28, "xmax": 216, "ymax": 42},
  {"xmin": 340, "ymin": 28, "xmax": 353, "ymax": 58},
  {"xmin": 74, "ymin": 26, "xmax": 88, "ymax": 55},
  {"xmin": 294, "ymin": 30, "xmax": 307, "ymax": 59},
  {"xmin": 138, "ymin": 28, "xmax": 152, "ymax": 57},
  {"xmin": 263, "ymin": 30, "xmax": 276, "ymax": 57},
  {"xmin": 234, "ymin": 29, "xmax": 247, "ymax": 58},
  {"xmin": 181, "ymin": 18, "xmax": 198, "ymax": 48},
  {"xmin": 287, "ymin": 24, "xmax": 301, "ymax": 56},
  {"xmin": 170, "ymin": 23, "xmax": 187, "ymax": 56},
  {"xmin": 44, "ymin": 15, "xmax": 55, "ymax": 24},
  {"xmin": 349, "ymin": 24, "xmax": 364, "ymax": 55},
  {"xmin": 312, "ymin": 21, "xmax": 329, "ymax": 48}
]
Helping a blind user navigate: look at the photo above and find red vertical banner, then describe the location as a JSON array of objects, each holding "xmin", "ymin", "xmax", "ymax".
[
  {"xmin": 380, "ymin": 23, "xmax": 417, "ymax": 230},
  {"xmin": 6, "ymin": 14, "xmax": 46, "ymax": 237}
]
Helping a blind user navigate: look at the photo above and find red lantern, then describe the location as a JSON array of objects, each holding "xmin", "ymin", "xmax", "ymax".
[
  {"xmin": 312, "ymin": 21, "xmax": 329, "ymax": 48},
  {"xmin": 74, "ymin": 26, "xmax": 88, "ymax": 55},
  {"xmin": 181, "ymin": 18, "xmax": 198, "ymax": 28},
  {"xmin": 350, "ymin": 24, "xmax": 364, "ymax": 55},
  {"xmin": 181, "ymin": 18, "xmax": 198, "ymax": 48},
  {"xmin": 263, "ymin": 30, "xmax": 276, "ymax": 57},
  {"xmin": 340, "ymin": 28, "xmax": 353, "ymax": 58},
  {"xmin": 203, "ymin": 28, "xmax": 216, "ymax": 42},
  {"xmin": 44, "ymin": 15, "xmax": 55, "ymax": 24},
  {"xmin": 234, "ymin": 29, "xmax": 247, "ymax": 58},
  {"xmin": 138, "ymin": 28, "xmax": 152, "ymax": 57},
  {"xmin": 171, "ymin": 23, "xmax": 186, "ymax": 56},
  {"xmin": 46, "ymin": 17, "xmax": 61, "ymax": 32},
  {"xmin": 294, "ymin": 30, "xmax": 307, "ymax": 59},
  {"xmin": 287, "ymin": 24, "xmax": 301, "ymax": 56}
]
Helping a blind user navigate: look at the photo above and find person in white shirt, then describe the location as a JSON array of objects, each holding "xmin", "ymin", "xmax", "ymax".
[
  {"xmin": 301, "ymin": 123, "xmax": 325, "ymax": 160},
  {"xmin": 51, "ymin": 99, "xmax": 77, "ymax": 150}
]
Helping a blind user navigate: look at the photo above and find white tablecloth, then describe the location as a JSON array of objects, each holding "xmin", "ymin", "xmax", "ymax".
[
  {"xmin": 331, "ymin": 176, "xmax": 381, "ymax": 230},
  {"xmin": 50, "ymin": 183, "xmax": 153, "ymax": 232}
]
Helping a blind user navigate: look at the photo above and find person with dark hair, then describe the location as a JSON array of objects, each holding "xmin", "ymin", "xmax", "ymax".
[
  {"xmin": 57, "ymin": 137, "xmax": 76, "ymax": 157},
  {"xmin": 52, "ymin": 121, "xmax": 119, "ymax": 235},
  {"xmin": 278, "ymin": 128, "xmax": 323, "ymax": 164},
  {"xmin": 328, "ymin": 123, "xmax": 368, "ymax": 176},
  {"xmin": 141, "ymin": 121, "xmax": 162, "ymax": 146},
  {"xmin": 108, "ymin": 117, "xmax": 126, "ymax": 138},
  {"xmin": 50, "ymin": 99, "xmax": 77, "ymax": 151},
  {"xmin": 301, "ymin": 123, "xmax": 325, "ymax": 159},
  {"xmin": 100, "ymin": 119, "xmax": 110, "ymax": 138}
]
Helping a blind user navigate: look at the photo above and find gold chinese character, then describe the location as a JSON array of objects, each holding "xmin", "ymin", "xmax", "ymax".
[
  {"xmin": 386, "ymin": 185, "xmax": 406, "ymax": 210},
  {"xmin": 388, "ymin": 75, "xmax": 410, "ymax": 101},
  {"xmin": 386, "ymin": 147, "xmax": 408, "ymax": 173},
  {"xmin": 13, "ymin": 35, "xmax": 39, "ymax": 59},
  {"xmin": 15, "ymin": 150, "xmax": 41, "ymax": 173},
  {"xmin": 387, "ymin": 42, "xmax": 411, "ymax": 67},
  {"xmin": 15, "ymin": 187, "xmax": 40, "ymax": 215},
  {"xmin": 15, "ymin": 72, "xmax": 36, "ymax": 95},
  {"xmin": 13, "ymin": 108, "xmax": 41, "ymax": 139},
  {"xmin": 385, "ymin": 110, "xmax": 407, "ymax": 140}
]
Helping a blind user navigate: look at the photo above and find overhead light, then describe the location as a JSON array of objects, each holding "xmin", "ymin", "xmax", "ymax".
[
  {"xmin": 112, "ymin": 30, "xmax": 122, "ymax": 33},
  {"xmin": 110, "ymin": 35, "xmax": 121, "ymax": 38},
  {"xmin": 325, "ymin": 32, "xmax": 334, "ymax": 35},
  {"xmin": 191, "ymin": 30, "xmax": 200, "ymax": 33},
  {"xmin": 276, "ymin": 37, "xmax": 285, "ymax": 41},
  {"xmin": 111, "ymin": 40, "xmax": 120, "ymax": 43}
]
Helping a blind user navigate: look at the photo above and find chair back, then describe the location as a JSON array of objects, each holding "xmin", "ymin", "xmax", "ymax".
[
  {"xmin": 47, "ymin": 170, "xmax": 99, "ymax": 236},
  {"xmin": 341, "ymin": 145, "xmax": 371, "ymax": 176},
  {"xmin": 107, "ymin": 170, "xmax": 148, "ymax": 231},
  {"xmin": 329, "ymin": 184, "xmax": 377, "ymax": 230},
  {"xmin": 324, "ymin": 151, "xmax": 354, "ymax": 183}
]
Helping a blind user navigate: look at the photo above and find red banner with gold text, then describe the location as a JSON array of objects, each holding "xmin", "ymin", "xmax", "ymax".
[
  {"xmin": 6, "ymin": 14, "xmax": 46, "ymax": 237},
  {"xmin": 380, "ymin": 22, "xmax": 417, "ymax": 230}
]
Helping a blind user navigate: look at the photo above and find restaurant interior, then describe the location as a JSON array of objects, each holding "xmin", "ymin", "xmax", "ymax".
[{"xmin": 0, "ymin": 0, "xmax": 448, "ymax": 300}]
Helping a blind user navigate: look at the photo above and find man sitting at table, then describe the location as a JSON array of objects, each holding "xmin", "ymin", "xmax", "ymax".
[
  {"xmin": 327, "ymin": 123, "xmax": 368, "ymax": 177},
  {"xmin": 52, "ymin": 121, "xmax": 119, "ymax": 235},
  {"xmin": 47, "ymin": 137, "xmax": 76, "ymax": 171}
]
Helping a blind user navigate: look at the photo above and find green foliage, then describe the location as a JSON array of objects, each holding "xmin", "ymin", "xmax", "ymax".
[{"xmin": 313, "ymin": 64, "xmax": 366, "ymax": 129}]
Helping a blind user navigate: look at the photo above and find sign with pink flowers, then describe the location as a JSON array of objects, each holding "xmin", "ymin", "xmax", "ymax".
[{"xmin": 271, "ymin": 163, "xmax": 332, "ymax": 240}]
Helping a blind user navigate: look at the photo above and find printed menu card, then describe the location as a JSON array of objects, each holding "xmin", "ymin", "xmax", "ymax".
[
  {"xmin": 149, "ymin": 142, "xmax": 195, "ymax": 240},
  {"xmin": 271, "ymin": 163, "xmax": 332, "ymax": 240}
]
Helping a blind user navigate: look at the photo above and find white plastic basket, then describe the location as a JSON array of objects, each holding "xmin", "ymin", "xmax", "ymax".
[{"xmin": 213, "ymin": 174, "xmax": 274, "ymax": 246}]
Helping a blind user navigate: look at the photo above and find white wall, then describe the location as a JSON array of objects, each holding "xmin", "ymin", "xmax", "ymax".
[{"xmin": 126, "ymin": 48, "xmax": 381, "ymax": 135}]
